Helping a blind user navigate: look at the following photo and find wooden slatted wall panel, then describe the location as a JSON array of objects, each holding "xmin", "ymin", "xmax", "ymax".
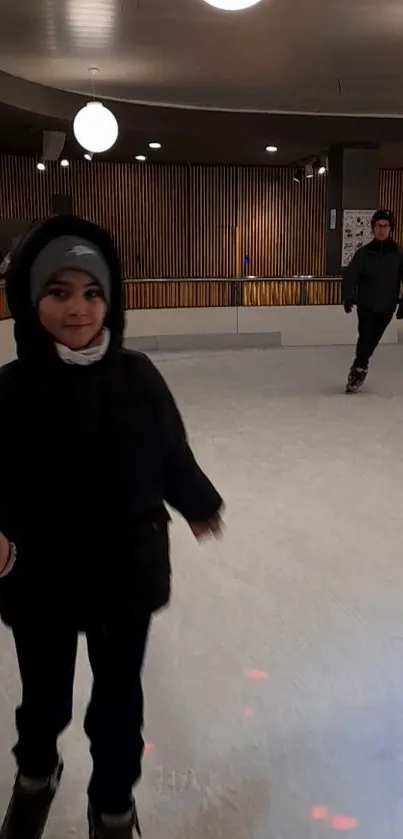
[
  {"xmin": 305, "ymin": 279, "xmax": 341, "ymax": 305},
  {"xmin": 242, "ymin": 279, "xmax": 303, "ymax": 307},
  {"xmin": 0, "ymin": 156, "xmax": 70, "ymax": 219},
  {"xmin": 188, "ymin": 165, "xmax": 237, "ymax": 277},
  {"xmin": 0, "ymin": 278, "xmax": 343, "ymax": 318},
  {"xmin": 0, "ymin": 156, "xmax": 327, "ymax": 277},
  {"xmin": 379, "ymin": 169, "xmax": 403, "ymax": 245},
  {"xmin": 125, "ymin": 279, "xmax": 342, "ymax": 310},
  {"xmin": 124, "ymin": 281, "xmax": 232, "ymax": 309},
  {"xmin": 71, "ymin": 162, "xmax": 190, "ymax": 279},
  {"xmin": 237, "ymin": 167, "xmax": 327, "ymax": 277}
]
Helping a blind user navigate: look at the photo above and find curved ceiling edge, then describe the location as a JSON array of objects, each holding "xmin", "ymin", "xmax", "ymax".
[
  {"xmin": 0, "ymin": 71, "xmax": 85, "ymax": 120},
  {"xmin": 67, "ymin": 86, "xmax": 403, "ymax": 119},
  {"xmin": 2, "ymin": 71, "xmax": 403, "ymax": 124}
]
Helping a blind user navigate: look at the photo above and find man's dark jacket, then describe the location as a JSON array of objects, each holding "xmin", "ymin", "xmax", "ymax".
[
  {"xmin": 342, "ymin": 237, "xmax": 403, "ymax": 313},
  {"xmin": 0, "ymin": 215, "xmax": 222, "ymax": 628}
]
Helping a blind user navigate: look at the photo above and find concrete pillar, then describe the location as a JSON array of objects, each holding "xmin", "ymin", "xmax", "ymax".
[{"xmin": 326, "ymin": 145, "xmax": 380, "ymax": 275}]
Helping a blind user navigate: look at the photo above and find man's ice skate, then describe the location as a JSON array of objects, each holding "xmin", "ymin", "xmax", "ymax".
[
  {"xmin": 0, "ymin": 761, "xmax": 63, "ymax": 839},
  {"xmin": 345, "ymin": 367, "xmax": 367, "ymax": 394},
  {"xmin": 88, "ymin": 801, "xmax": 141, "ymax": 839}
]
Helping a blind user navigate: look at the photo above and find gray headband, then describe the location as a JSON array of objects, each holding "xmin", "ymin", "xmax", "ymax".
[{"xmin": 30, "ymin": 235, "xmax": 111, "ymax": 307}]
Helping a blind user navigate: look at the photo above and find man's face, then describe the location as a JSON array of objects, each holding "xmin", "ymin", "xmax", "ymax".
[{"xmin": 373, "ymin": 220, "xmax": 391, "ymax": 242}]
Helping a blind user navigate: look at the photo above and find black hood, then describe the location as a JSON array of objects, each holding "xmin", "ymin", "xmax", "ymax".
[{"xmin": 6, "ymin": 214, "xmax": 124, "ymax": 367}]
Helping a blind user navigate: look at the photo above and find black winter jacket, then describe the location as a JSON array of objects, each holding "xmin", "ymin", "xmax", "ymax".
[
  {"xmin": 342, "ymin": 237, "xmax": 403, "ymax": 314},
  {"xmin": 0, "ymin": 215, "xmax": 222, "ymax": 628}
]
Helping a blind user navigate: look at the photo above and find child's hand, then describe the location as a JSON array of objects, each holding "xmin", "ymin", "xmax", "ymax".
[
  {"xmin": 190, "ymin": 513, "xmax": 225, "ymax": 543},
  {"xmin": 0, "ymin": 532, "xmax": 10, "ymax": 575}
]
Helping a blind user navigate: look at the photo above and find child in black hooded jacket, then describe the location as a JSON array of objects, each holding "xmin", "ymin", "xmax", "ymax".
[{"xmin": 0, "ymin": 215, "xmax": 223, "ymax": 839}]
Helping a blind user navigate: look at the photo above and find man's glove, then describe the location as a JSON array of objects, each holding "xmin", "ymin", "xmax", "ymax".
[
  {"xmin": 343, "ymin": 301, "xmax": 354, "ymax": 314},
  {"xmin": 397, "ymin": 301, "xmax": 403, "ymax": 320}
]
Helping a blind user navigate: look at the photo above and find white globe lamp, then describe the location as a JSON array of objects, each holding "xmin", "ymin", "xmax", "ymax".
[
  {"xmin": 202, "ymin": 0, "xmax": 262, "ymax": 9},
  {"xmin": 73, "ymin": 101, "xmax": 119, "ymax": 153}
]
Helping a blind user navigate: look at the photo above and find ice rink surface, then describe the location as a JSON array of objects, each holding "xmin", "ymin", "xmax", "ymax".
[{"xmin": 1, "ymin": 345, "xmax": 403, "ymax": 838}]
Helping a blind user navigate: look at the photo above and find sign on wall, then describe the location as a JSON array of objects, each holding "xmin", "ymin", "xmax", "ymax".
[{"xmin": 342, "ymin": 210, "xmax": 375, "ymax": 267}]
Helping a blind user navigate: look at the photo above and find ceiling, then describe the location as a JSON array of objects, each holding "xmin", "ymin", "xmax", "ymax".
[
  {"xmin": 1, "ymin": 0, "xmax": 403, "ymax": 114},
  {"xmin": 0, "ymin": 0, "xmax": 403, "ymax": 165}
]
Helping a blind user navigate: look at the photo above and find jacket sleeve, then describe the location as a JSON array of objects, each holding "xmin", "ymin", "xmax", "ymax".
[
  {"xmin": 398, "ymin": 250, "xmax": 403, "ymax": 298},
  {"xmin": 342, "ymin": 248, "xmax": 363, "ymax": 304},
  {"xmin": 136, "ymin": 354, "xmax": 223, "ymax": 522},
  {"xmin": 0, "ymin": 387, "xmax": 13, "ymax": 542}
]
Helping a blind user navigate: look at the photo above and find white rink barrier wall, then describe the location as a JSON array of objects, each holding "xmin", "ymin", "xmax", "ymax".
[{"xmin": 0, "ymin": 306, "xmax": 401, "ymax": 365}]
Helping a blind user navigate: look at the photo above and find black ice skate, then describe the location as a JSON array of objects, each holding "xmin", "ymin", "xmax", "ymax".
[
  {"xmin": 88, "ymin": 801, "xmax": 141, "ymax": 839},
  {"xmin": 0, "ymin": 760, "xmax": 63, "ymax": 839},
  {"xmin": 345, "ymin": 367, "xmax": 367, "ymax": 394}
]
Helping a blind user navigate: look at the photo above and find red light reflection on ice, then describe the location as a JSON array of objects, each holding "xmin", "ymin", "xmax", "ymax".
[
  {"xmin": 329, "ymin": 815, "xmax": 358, "ymax": 831},
  {"xmin": 244, "ymin": 669, "xmax": 268, "ymax": 681},
  {"xmin": 243, "ymin": 706, "xmax": 255, "ymax": 718},
  {"xmin": 144, "ymin": 743, "xmax": 155, "ymax": 755},
  {"xmin": 311, "ymin": 806, "xmax": 329, "ymax": 821}
]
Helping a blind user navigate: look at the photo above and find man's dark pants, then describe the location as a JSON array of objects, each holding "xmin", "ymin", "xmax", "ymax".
[
  {"xmin": 11, "ymin": 616, "xmax": 150, "ymax": 815},
  {"xmin": 353, "ymin": 306, "xmax": 393, "ymax": 370}
]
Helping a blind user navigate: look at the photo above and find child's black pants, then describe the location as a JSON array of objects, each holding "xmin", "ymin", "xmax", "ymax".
[{"xmin": 11, "ymin": 616, "xmax": 150, "ymax": 815}]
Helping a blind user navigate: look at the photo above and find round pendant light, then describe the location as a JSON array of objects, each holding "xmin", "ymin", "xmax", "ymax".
[
  {"xmin": 73, "ymin": 101, "xmax": 119, "ymax": 153},
  {"xmin": 202, "ymin": 0, "xmax": 262, "ymax": 9}
]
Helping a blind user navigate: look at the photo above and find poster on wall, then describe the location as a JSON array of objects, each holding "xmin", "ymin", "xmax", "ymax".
[{"xmin": 342, "ymin": 210, "xmax": 375, "ymax": 267}]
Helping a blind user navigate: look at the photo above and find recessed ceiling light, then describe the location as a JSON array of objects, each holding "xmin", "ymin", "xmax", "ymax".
[
  {"xmin": 149, "ymin": 142, "xmax": 162, "ymax": 150},
  {"xmin": 135, "ymin": 155, "xmax": 147, "ymax": 162},
  {"xmin": 265, "ymin": 145, "xmax": 278, "ymax": 153},
  {"xmin": 84, "ymin": 152, "xmax": 93, "ymax": 161},
  {"xmin": 203, "ymin": 0, "xmax": 262, "ymax": 9},
  {"xmin": 60, "ymin": 158, "xmax": 70, "ymax": 168},
  {"xmin": 37, "ymin": 162, "xmax": 46, "ymax": 171}
]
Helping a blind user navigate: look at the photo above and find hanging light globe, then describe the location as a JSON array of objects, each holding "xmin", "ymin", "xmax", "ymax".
[
  {"xmin": 73, "ymin": 101, "xmax": 119, "ymax": 153},
  {"xmin": 202, "ymin": 0, "xmax": 262, "ymax": 9}
]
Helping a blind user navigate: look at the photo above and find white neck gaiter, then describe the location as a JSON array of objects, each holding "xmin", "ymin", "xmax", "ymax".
[{"xmin": 56, "ymin": 328, "xmax": 111, "ymax": 366}]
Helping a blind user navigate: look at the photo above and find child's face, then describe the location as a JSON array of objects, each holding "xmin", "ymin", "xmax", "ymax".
[{"xmin": 38, "ymin": 269, "xmax": 107, "ymax": 350}]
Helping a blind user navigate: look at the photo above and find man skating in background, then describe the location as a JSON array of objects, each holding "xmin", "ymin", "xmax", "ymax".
[{"xmin": 342, "ymin": 209, "xmax": 403, "ymax": 393}]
